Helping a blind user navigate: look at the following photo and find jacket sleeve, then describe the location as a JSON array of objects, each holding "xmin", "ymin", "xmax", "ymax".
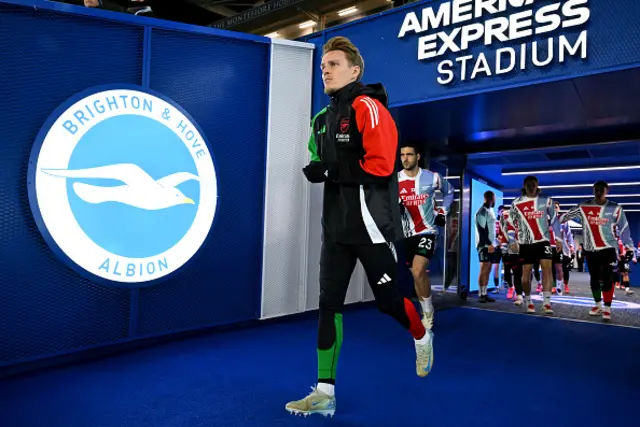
[
  {"xmin": 307, "ymin": 108, "xmax": 325, "ymax": 163},
  {"xmin": 336, "ymin": 96, "xmax": 398, "ymax": 185}
]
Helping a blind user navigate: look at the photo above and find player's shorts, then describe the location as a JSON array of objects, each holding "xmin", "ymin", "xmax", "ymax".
[
  {"xmin": 504, "ymin": 253, "xmax": 523, "ymax": 267},
  {"xmin": 519, "ymin": 241, "xmax": 553, "ymax": 265},
  {"xmin": 478, "ymin": 247, "xmax": 501, "ymax": 264},
  {"xmin": 553, "ymin": 248, "xmax": 564, "ymax": 264},
  {"xmin": 618, "ymin": 259, "xmax": 630, "ymax": 273},
  {"xmin": 404, "ymin": 234, "xmax": 436, "ymax": 267}
]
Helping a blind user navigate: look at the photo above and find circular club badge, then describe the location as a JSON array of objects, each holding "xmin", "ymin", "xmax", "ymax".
[{"xmin": 28, "ymin": 85, "xmax": 218, "ymax": 286}]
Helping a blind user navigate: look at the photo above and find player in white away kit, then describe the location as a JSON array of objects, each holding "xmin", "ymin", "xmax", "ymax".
[
  {"xmin": 507, "ymin": 176, "xmax": 561, "ymax": 314},
  {"xmin": 398, "ymin": 144, "xmax": 455, "ymax": 329},
  {"xmin": 560, "ymin": 181, "xmax": 635, "ymax": 320},
  {"xmin": 555, "ymin": 201, "xmax": 574, "ymax": 295}
]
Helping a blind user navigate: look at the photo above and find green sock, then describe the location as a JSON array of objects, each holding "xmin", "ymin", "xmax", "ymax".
[
  {"xmin": 318, "ymin": 313, "xmax": 343, "ymax": 381},
  {"xmin": 592, "ymin": 288, "xmax": 601, "ymax": 302}
]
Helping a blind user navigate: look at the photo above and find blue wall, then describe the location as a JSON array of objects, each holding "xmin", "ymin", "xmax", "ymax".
[{"xmin": 0, "ymin": 0, "xmax": 270, "ymax": 369}]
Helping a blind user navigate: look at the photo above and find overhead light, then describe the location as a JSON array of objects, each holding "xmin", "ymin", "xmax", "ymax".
[
  {"xmin": 338, "ymin": 6, "xmax": 358, "ymax": 16},
  {"xmin": 502, "ymin": 165, "xmax": 640, "ymax": 176},
  {"xmin": 445, "ymin": 176, "xmax": 460, "ymax": 179},
  {"xmin": 539, "ymin": 181, "xmax": 640, "ymax": 189},
  {"xmin": 265, "ymin": 32, "xmax": 280, "ymax": 38},
  {"xmin": 298, "ymin": 20, "xmax": 316, "ymax": 29}
]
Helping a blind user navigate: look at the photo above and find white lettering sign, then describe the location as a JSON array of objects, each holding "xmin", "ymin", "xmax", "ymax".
[{"xmin": 397, "ymin": 0, "xmax": 591, "ymax": 85}]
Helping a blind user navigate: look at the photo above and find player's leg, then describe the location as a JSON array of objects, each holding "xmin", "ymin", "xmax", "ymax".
[
  {"xmin": 512, "ymin": 256, "xmax": 524, "ymax": 305},
  {"xmin": 504, "ymin": 256, "xmax": 514, "ymax": 299},
  {"xmin": 533, "ymin": 260, "xmax": 542, "ymax": 293},
  {"xmin": 539, "ymin": 243, "xmax": 555, "ymax": 314},
  {"xmin": 357, "ymin": 242, "xmax": 433, "ymax": 377},
  {"xmin": 444, "ymin": 251, "xmax": 457, "ymax": 290},
  {"xmin": 406, "ymin": 235, "xmax": 435, "ymax": 329},
  {"xmin": 562, "ymin": 254, "xmax": 571, "ymax": 293},
  {"xmin": 491, "ymin": 252, "xmax": 503, "ymax": 294},
  {"xmin": 285, "ymin": 240, "xmax": 356, "ymax": 417},
  {"xmin": 585, "ymin": 252, "xmax": 604, "ymax": 317},
  {"xmin": 477, "ymin": 248, "xmax": 495, "ymax": 302},
  {"xmin": 600, "ymin": 249, "xmax": 617, "ymax": 321},
  {"xmin": 554, "ymin": 251, "xmax": 564, "ymax": 295}
]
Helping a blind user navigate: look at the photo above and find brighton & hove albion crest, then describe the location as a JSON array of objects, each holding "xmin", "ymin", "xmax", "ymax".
[{"xmin": 27, "ymin": 85, "xmax": 218, "ymax": 286}]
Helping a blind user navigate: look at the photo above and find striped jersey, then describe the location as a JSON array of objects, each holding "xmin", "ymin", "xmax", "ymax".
[
  {"xmin": 558, "ymin": 218, "xmax": 574, "ymax": 256},
  {"xmin": 475, "ymin": 204, "xmax": 496, "ymax": 250},
  {"xmin": 499, "ymin": 210, "xmax": 518, "ymax": 254},
  {"xmin": 399, "ymin": 169, "xmax": 454, "ymax": 237},
  {"xmin": 560, "ymin": 199, "xmax": 632, "ymax": 252},
  {"xmin": 507, "ymin": 194, "xmax": 559, "ymax": 245}
]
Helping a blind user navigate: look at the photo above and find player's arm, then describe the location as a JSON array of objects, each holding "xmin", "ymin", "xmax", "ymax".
[
  {"xmin": 615, "ymin": 205, "xmax": 635, "ymax": 250},
  {"xmin": 435, "ymin": 173, "xmax": 455, "ymax": 212},
  {"xmin": 567, "ymin": 224, "xmax": 575, "ymax": 252},
  {"xmin": 475, "ymin": 211, "xmax": 487, "ymax": 244},
  {"xmin": 506, "ymin": 207, "xmax": 518, "ymax": 244},
  {"xmin": 302, "ymin": 108, "xmax": 328, "ymax": 183},
  {"xmin": 559, "ymin": 203, "xmax": 581, "ymax": 223},
  {"xmin": 336, "ymin": 96, "xmax": 398, "ymax": 186}
]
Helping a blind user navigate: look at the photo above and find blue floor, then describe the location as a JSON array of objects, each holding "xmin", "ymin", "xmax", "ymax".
[{"xmin": 1, "ymin": 306, "xmax": 638, "ymax": 427}]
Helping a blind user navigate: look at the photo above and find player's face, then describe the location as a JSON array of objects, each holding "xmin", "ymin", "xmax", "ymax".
[
  {"xmin": 321, "ymin": 50, "xmax": 359, "ymax": 95},
  {"xmin": 400, "ymin": 147, "xmax": 419, "ymax": 170},
  {"xmin": 555, "ymin": 202, "xmax": 560, "ymax": 213},
  {"xmin": 594, "ymin": 184, "xmax": 608, "ymax": 201},
  {"xmin": 486, "ymin": 195, "xmax": 495, "ymax": 207},
  {"xmin": 524, "ymin": 179, "xmax": 538, "ymax": 196}
]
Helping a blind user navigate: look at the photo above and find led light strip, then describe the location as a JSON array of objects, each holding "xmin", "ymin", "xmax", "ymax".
[{"xmin": 502, "ymin": 165, "xmax": 640, "ymax": 176}]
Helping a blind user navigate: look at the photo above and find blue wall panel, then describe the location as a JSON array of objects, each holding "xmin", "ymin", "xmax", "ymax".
[
  {"xmin": 139, "ymin": 29, "xmax": 269, "ymax": 337},
  {"xmin": 0, "ymin": 1, "xmax": 269, "ymax": 369},
  {"xmin": 0, "ymin": 2, "xmax": 142, "ymax": 366},
  {"xmin": 303, "ymin": 0, "xmax": 640, "ymax": 108}
]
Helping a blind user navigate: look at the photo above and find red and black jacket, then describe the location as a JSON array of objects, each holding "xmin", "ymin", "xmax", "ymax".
[{"xmin": 305, "ymin": 82, "xmax": 403, "ymax": 245}]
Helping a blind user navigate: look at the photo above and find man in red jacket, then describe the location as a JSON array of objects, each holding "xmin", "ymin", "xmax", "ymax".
[{"xmin": 286, "ymin": 36, "xmax": 433, "ymax": 418}]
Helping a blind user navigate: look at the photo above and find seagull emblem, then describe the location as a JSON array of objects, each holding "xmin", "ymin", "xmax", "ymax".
[{"xmin": 41, "ymin": 163, "xmax": 199, "ymax": 210}]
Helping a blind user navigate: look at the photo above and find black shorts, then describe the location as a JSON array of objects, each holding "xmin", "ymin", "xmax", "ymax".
[
  {"xmin": 404, "ymin": 234, "xmax": 436, "ymax": 266},
  {"xmin": 519, "ymin": 241, "xmax": 553, "ymax": 265},
  {"xmin": 478, "ymin": 247, "xmax": 501, "ymax": 263},
  {"xmin": 553, "ymin": 249, "xmax": 564, "ymax": 264},
  {"xmin": 618, "ymin": 260, "xmax": 630, "ymax": 273},
  {"xmin": 504, "ymin": 253, "xmax": 523, "ymax": 266}
]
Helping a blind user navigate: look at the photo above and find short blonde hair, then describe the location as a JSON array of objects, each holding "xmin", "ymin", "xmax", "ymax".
[{"xmin": 322, "ymin": 36, "xmax": 365, "ymax": 81}]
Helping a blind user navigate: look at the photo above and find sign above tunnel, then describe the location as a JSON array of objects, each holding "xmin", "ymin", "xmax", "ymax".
[
  {"xmin": 307, "ymin": 0, "xmax": 640, "ymax": 106},
  {"xmin": 397, "ymin": 0, "xmax": 590, "ymax": 86}
]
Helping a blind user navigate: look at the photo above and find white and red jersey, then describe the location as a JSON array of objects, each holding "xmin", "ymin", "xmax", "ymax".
[
  {"xmin": 560, "ymin": 199, "xmax": 632, "ymax": 252},
  {"xmin": 507, "ymin": 194, "xmax": 560, "ymax": 245},
  {"xmin": 495, "ymin": 213, "xmax": 508, "ymax": 246},
  {"xmin": 398, "ymin": 169, "xmax": 454, "ymax": 237},
  {"xmin": 499, "ymin": 209, "xmax": 518, "ymax": 254}
]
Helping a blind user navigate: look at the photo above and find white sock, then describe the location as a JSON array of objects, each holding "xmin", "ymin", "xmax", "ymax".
[
  {"xmin": 595, "ymin": 301, "xmax": 602, "ymax": 309},
  {"xmin": 415, "ymin": 330, "xmax": 431, "ymax": 345},
  {"xmin": 420, "ymin": 296, "xmax": 433, "ymax": 314},
  {"xmin": 557, "ymin": 280, "xmax": 564, "ymax": 289},
  {"xmin": 525, "ymin": 295, "xmax": 532, "ymax": 304},
  {"xmin": 480, "ymin": 285, "xmax": 487, "ymax": 296},
  {"xmin": 317, "ymin": 382, "xmax": 335, "ymax": 397},
  {"xmin": 543, "ymin": 291, "xmax": 551, "ymax": 304}
]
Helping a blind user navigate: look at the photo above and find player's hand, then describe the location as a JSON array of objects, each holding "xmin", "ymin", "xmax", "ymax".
[
  {"xmin": 488, "ymin": 244, "xmax": 495, "ymax": 254},
  {"xmin": 434, "ymin": 214, "xmax": 446, "ymax": 227},
  {"xmin": 555, "ymin": 239, "xmax": 562, "ymax": 251},
  {"xmin": 510, "ymin": 242, "xmax": 519, "ymax": 253},
  {"xmin": 302, "ymin": 161, "xmax": 328, "ymax": 183}
]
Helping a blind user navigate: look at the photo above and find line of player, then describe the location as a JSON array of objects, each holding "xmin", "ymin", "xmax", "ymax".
[{"xmin": 476, "ymin": 175, "xmax": 636, "ymax": 321}]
